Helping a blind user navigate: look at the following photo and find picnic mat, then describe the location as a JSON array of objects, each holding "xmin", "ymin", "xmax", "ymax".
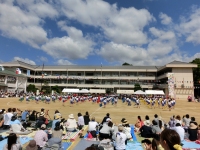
[
  {"xmin": 73, "ymin": 139, "xmax": 100, "ymax": 150},
  {"xmin": 0, "ymin": 137, "xmax": 33, "ymax": 150},
  {"xmin": 62, "ymin": 141, "xmax": 72, "ymax": 150},
  {"xmin": 182, "ymin": 140, "xmax": 200, "ymax": 149},
  {"xmin": 126, "ymin": 141, "xmax": 144, "ymax": 150}
]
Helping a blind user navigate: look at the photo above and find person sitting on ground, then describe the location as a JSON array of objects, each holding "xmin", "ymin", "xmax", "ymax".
[
  {"xmin": 29, "ymin": 110, "xmax": 37, "ymax": 121},
  {"xmin": 52, "ymin": 121, "xmax": 63, "ymax": 139},
  {"xmin": 140, "ymin": 124, "xmax": 153, "ymax": 138},
  {"xmin": 88, "ymin": 117, "xmax": 99, "ymax": 138},
  {"xmin": 135, "ymin": 116, "xmax": 144, "ymax": 132},
  {"xmin": 99, "ymin": 118, "xmax": 114, "ymax": 140},
  {"xmin": 121, "ymin": 119, "xmax": 132, "ymax": 140},
  {"xmin": 34, "ymin": 124, "xmax": 48, "ymax": 148},
  {"xmin": 101, "ymin": 113, "xmax": 111, "ymax": 125},
  {"xmin": 171, "ymin": 123, "xmax": 185, "ymax": 141},
  {"xmin": 175, "ymin": 115, "xmax": 182, "ymax": 125},
  {"xmin": 153, "ymin": 114, "xmax": 159, "ymax": 126},
  {"xmin": 3, "ymin": 133, "xmax": 22, "ymax": 150},
  {"xmin": 25, "ymin": 140, "xmax": 38, "ymax": 150},
  {"xmin": 188, "ymin": 122, "xmax": 198, "ymax": 141},
  {"xmin": 12, "ymin": 108, "xmax": 18, "ymax": 117},
  {"xmin": 54, "ymin": 110, "xmax": 62, "ymax": 119},
  {"xmin": 83, "ymin": 111, "xmax": 90, "ymax": 125},
  {"xmin": 144, "ymin": 115, "xmax": 151, "ymax": 126},
  {"xmin": 52, "ymin": 115, "xmax": 62, "ymax": 131},
  {"xmin": 168, "ymin": 116, "xmax": 176, "ymax": 128},
  {"xmin": 77, "ymin": 113, "xmax": 85, "ymax": 130},
  {"xmin": 65, "ymin": 114, "xmax": 77, "ymax": 131},
  {"xmin": 43, "ymin": 137, "xmax": 63, "ymax": 150},
  {"xmin": 3, "ymin": 108, "xmax": 13, "ymax": 130},
  {"xmin": 114, "ymin": 125, "xmax": 127, "ymax": 150},
  {"xmin": 37, "ymin": 112, "xmax": 46, "ymax": 128},
  {"xmin": 160, "ymin": 129, "xmax": 182, "ymax": 150},
  {"xmin": 190, "ymin": 117, "xmax": 198, "ymax": 126},
  {"xmin": 21, "ymin": 110, "xmax": 29, "ymax": 122},
  {"xmin": 151, "ymin": 120, "xmax": 162, "ymax": 134},
  {"xmin": 182, "ymin": 114, "xmax": 191, "ymax": 128}
]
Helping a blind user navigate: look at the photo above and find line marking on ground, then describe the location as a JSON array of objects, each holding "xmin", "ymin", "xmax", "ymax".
[
  {"xmin": 90, "ymin": 107, "xmax": 102, "ymax": 116},
  {"xmin": 7, "ymin": 101, "xmax": 11, "ymax": 106}
]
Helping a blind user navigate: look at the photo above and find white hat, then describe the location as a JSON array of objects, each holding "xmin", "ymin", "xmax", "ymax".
[
  {"xmin": 106, "ymin": 118, "xmax": 111, "ymax": 122},
  {"xmin": 69, "ymin": 114, "xmax": 74, "ymax": 119}
]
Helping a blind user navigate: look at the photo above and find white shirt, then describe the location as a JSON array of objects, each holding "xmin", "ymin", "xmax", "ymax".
[
  {"xmin": 171, "ymin": 126, "xmax": 185, "ymax": 141},
  {"xmin": 88, "ymin": 121, "xmax": 98, "ymax": 131},
  {"xmin": 4, "ymin": 112, "xmax": 13, "ymax": 125},
  {"xmin": 115, "ymin": 132, "xmax": 127, "ymax": 150},
  {"xmin": 78, "ymin": 116, "xmax": 85, "ymax": 126}
]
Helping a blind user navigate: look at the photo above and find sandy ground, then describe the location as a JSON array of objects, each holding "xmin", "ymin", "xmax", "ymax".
[{"xmin": 1, "ymin": 98, "xmax": 200, "ymax": 149}]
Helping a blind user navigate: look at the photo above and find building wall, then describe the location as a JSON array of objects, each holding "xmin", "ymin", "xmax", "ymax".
[{"xmin": 172, "ymin": 68, "xmax": 194, "ymax": 99}]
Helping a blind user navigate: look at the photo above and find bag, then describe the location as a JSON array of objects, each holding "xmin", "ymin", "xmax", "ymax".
[
  {"xmin": 87, "ymin": 132, "xmax": 93, "ymax": 139},
  {"xmin": 45, "ymin": 118, "xmax": 48, "ymax": 124},
  {"xmin": 90, "ymin": 131, "xmax": 97, "ymax": 138}
]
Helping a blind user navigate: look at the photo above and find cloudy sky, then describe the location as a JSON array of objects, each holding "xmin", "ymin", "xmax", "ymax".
[{"xmin": 0, "ymin": 0, "xmax": 200, "ymax": 66}]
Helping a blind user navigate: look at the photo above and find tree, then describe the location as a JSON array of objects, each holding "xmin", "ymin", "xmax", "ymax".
[
  {"xmin": 41, "ymin": 80, "xmax": 51, "ymax": 94},
  {"xmin": 134, "ymin": 83, "xmax": 142, "ymax": 91},
  {"xmin": 190, "ymin": 58, "xmax": 200, "ymax": 83},
  {"xmin": 122, "ymin": 62, "xmax": 132, "ymax": 66},
  {"xmin": 27, "ymin": 84, "xmax": 38, "ymax": 93},
  {"xmin": 52, "ymin": 85, "xmax": 61, "ymax": 94}
]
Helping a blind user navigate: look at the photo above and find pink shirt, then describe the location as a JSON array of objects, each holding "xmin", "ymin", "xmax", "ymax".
[{"xmin": 34, "ymin": 130, "xmax": 48, "ymax": 147}]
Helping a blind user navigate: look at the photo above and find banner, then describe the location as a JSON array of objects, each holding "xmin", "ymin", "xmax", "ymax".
[
  {"xmin": 168, "ymin": 73, "xmax": 175, "ymax": 98},
  {"xmin": 27, "ymin": 70, "xmax": 30, "ymax": 76}
]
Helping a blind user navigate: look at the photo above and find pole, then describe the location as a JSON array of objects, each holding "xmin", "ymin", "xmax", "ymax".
[{"xmin": 40, "ymin": 63, "xmax": 44, "ymax": 91}]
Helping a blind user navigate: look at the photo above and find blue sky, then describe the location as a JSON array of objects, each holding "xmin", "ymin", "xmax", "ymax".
[{"xmin": 0, "ymin": 0, "xmax": 200, "ymax": 66}]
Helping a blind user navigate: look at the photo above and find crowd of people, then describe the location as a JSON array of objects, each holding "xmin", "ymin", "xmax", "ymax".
[{"xmin": 0, "ymin": 105, "xmax": 200, "ymax": 150}]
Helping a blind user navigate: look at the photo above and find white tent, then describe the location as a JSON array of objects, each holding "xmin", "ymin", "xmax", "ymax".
[
  {"xmin": 77, "ymin": 89, "xmax": 89, "ymax": 93},
  {"xmin": 117, "ymin": 90, "xmax": 134, "ymax": 94},
  {"xmin": 134, "ymin": 90, "xmax": 146, "ymax": 95},
  {"xmin": 62, "ymin": 88, "xmax": 79, "ymax": 93},
  {"xmin": 145, "ymin": 90, "xmax": 165, "ymax": 95},
  {"xmin": 89, "ymin": 89, "xmax": 106, "ymax": 93}
]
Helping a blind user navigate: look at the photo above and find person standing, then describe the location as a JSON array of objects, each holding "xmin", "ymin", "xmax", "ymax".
[{"xmin": 114, "ymin": 125, "xmax": 127, "ymax": 150}]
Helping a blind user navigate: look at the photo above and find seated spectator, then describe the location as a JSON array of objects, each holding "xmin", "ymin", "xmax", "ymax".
[
  {"xmin": 182, "ymin": 114, "xmax": 190, "ymax": 127},
  {"xmin": 83, "ymin": 111, "xmax": 90, "ymax": 125},
  {"xmin": 101, "ymin": 113, "xmax": 111, "ymax": 125},
  {"xmin": 65, "ymin": 114, "xmax": 77, "ymax": 131},
  {"xmin": 135, "ymin": 116, "xmax": 144, "ymax": 131},
  {"xmin": 34, "ymin": 124, "xmax": 48, "ymax": 148},
  {"xmin": 171, "ymin": 123, "xmax": 185, "ymax": 141},
  {"xmin": 114, "ymin": 125, "xmax": 127, "ymax": 150},
  {"xmin": 153, "ymin": 114, "xmax": 159, "ymax": 125},
  {"xmin": 168, "ymin": 116, "xmax": 176, "ymax": 128},
  {"xmin": 175, "ymin": 115, "xmax": 182, "ymax": 125},
  {"xmin": 3, "ymin": 133, "xmax": 22, "ymax": 150},
  {"xmin": 3, "ymin": 108, "xmax": 13, "ymax": 129},
  {"xmin": 29, "ymin": 110, "xmax": 37, "ymax": 121},
  {"xmin": 140, "ymin": 125, "xmax": 153, "ymax": 138},
  {"xmin": 21, "ymin": 110, "xmax": 29, "ymax": 121},
  {"xmin": 77, "ymin": 113, "xmax": 85, "ymax": 130},
  {"xmin": 52, "ymin": 121, "xmax": 63, "ymax": 139},
  {"xmin": 54, "ymin": 110, "xmax": 62, "ymax": 119},
  {"xmin": 190, "ymin": 117, "xmax": 198, "ymax": 126},
  {"xmin": 144, "ymin": 115, "xmax": 151, "ymax": 126},
  {"xmin": 198, "ymin": 124, "xmax": 200, "ymax": 141},
  {"xmin": 12, "ymin": 108, "xmax": 18, "ymax": 117},
  {"xmin": 188, "ymin": 123, "xmax": 198, "ymax": 141},
  {"xmin": 151, "ymin": 120, "xmax": 162, "ymax": 134},
  {"xmin": 99, "ymin": 119, "xmax": 113, "ymax": 140},
  {"xmin": 25, "ymin": 140, "xmax": 37, "ymax": 150},
  {"xmin": 121, "ymin": 119, "xmax": 132, "ymax": 140},
  {"xmin": 160, "ymin": 129, "xmax": 182, "ymax": 150},
  {"xmin": 88, "ymin": 117, "xmax": 98, "ymax": 132},
  {"xmin": 52, "ymin": 115, "xmax": 61, "ymax": 130},
  {"xmin": 37, "ymin": 112, "xmax": 46, "ymax": 128}
]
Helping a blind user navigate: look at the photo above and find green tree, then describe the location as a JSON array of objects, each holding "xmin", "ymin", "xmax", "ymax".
[
  {"xmin": 52, "ymin": 85, "xmax": 61, "ymax": 93},
  {"xmin": 134, "ymin": 83, "xmax": 142, "ymax": 91},
  {"xmin": 190, "ymin": 58, "xmax": 200, "ymax": 83},
  {"xmin": 41, "ymin": 80, "xmax": 51, "ymax": 94},
  {"xmin": 27, "ymin": 84, "xmax": 38, "ymax": 93},
  {"xmin": 122, "ymin": 62, "xmax": 132, "ymax": 66}
]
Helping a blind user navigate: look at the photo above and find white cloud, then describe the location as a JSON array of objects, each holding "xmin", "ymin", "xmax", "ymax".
[
  {"xmin": 58, "ymin": 0, "xmax": 154, "ymax": 45},
  {"xmin": 179, "ymin": 8, "xmax": 200, "ymax": 44},
  {"xmin": 159, "ymin": 12, "xmax": 172, "ymax": 25},
  {"xmin": 0, "ymin": 1, "xmax": 48, "ymax": 48},
  {"xmin": 39, "ymin": 56, "xmax": 48, "ymax": 62},
  {"xmin": 41, "ymin": 22, "xmax": 94, "ymax": 60},
  {"xmin": 56, "ymin": 59, "xmax": 74, "ymax": 65},
  {"xmin": 14, "ymin": 57, "xmax": 36, "ymax": 65}
]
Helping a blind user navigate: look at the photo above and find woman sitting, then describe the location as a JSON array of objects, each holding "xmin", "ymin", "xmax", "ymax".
[
  {"xmin": 121, "ymin": 119, "xmax": 132, "ymax": 140},
  {"xmin": 29, "ymin": 110, "xmax": 37, "ymax": 121},
  {"xmin": 77, "ymin": 113, "xmax": 85, "ymax": 130},
  {"xmin": 83, "ymin": 111, "xmax": 90, "ymax": 125},
  {"xmin": 135, "ymin": 116, "xmax": 144, "ymax": 132},
  {"xmin": 52, "ymin": 121, "xmax": 63, "ymax": 139},
  {"xmin": 3, "ymin": 133, "xmax": 22, "ymax": 150},
  {"xmin": 65, "ymin": 114, "xmax": 77, "ymax": 131},
  {"xmin": 99, "ymin": 118, "xmax": 114, "ymax": 140}
]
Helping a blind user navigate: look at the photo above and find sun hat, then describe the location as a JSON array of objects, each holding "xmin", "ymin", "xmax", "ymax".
[
  {"xmin": 41, "ymin": 124, "xmax": 46, "ymax": 129},
  {"xmin": 69, "ymin": 114, "xmax": 74, "ymax": 119},
  {"xmin": 189, "ymin": 123, "xmax": 197, "ymax": 129},
  {"xmin": 26, "ymin": 140, "xmax": 37, "ymax": 150},
  {"xmin": 122, "ymin": 119, "xmax": 129, "ymax": 125}
]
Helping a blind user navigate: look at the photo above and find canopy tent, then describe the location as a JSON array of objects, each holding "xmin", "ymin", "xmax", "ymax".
[
  {"xmin": 134, "ymin": 90, "xmax": 146, "ymax": 95},
  {"xmin": 62, "ymin": 88, "xmax": 79, "ymax": 93},
  {"xmin": 145, "ymin": 90, "xmax": 165, "ymax": 95},
  {"xmin": 117, "ymin": 90, "xmax": 134, "ymax": 94},
  {"xmin": 77, "ymin": 89, "xmax": 89, "ymax": 93},
  {"xmin": 89, "ymin": 89, "xmax": 106, "ymax": 94}
]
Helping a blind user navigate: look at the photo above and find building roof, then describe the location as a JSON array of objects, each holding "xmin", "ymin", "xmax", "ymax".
[
  {"xmin": 167, "ymin": 60, "xmax": 191, "ymax": 65},
  {"xmin": 0, "ymin": 69, "xmax": 25, "ymax": 77}
]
